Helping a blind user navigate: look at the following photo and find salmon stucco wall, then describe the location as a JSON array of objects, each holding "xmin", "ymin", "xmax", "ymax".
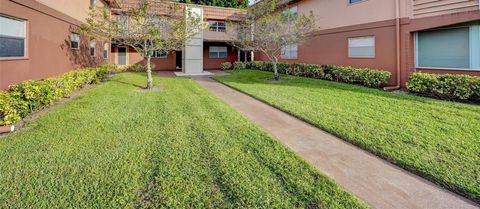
[
  {"xmin": 256, "ymin": 20, "xmax": 398, "ymax": 85},
  {"xmin": 0, "ymin": 0, "xmax": 107, "ymax": 89}
]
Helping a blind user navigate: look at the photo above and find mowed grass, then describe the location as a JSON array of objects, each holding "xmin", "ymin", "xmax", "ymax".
[
  {"xmin": 0, "ymin": 72, "xmax": 366, "ymax": 208},
  {"xmin": 214, "ymin": 70, "xmax": 480, "ymax": 202}
]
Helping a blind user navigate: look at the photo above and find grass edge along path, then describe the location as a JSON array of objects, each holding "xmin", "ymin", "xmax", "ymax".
[
  {"xmin": 0, "ymin": 72, "xmax": 367, "ymax": 208},
  {"xmin": 213, "ymin": 70, "xmax": 480, "ymax": 203}
]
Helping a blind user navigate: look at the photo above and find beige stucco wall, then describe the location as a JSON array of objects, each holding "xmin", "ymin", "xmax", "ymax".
[
  {"xmin": 293, "ymin": 0, "xmax": 411, "ymax": 30},
  {"xmin": 35, "ymin": 0, "xmax": 107, "ymax": 22}
]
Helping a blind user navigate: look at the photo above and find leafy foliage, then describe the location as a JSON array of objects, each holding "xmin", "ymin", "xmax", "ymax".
[
  {"xmin": 227, "ymin": 0, "xmax": 317, "ymax": 79},
  {"xmin": 241, "ymin": 61, "xmax": 391, "ymax": 88},
  {"xmin": 0, "ymin": 65, "xmax": 115, "ymax": 126},
  {"xmin": 220, "ymin": 62, "xmax": 232, "ymax": 70},
  {"xmin": 80, "ymin": 0, "xmax": 205, "ymax": 88},
  {"xmin": 407, "ymin": 72, "xmax": 480, "ymax": 101},
  {"xmin": 214, "ymin": 70, "xmax": 480, "ymax": 203},
  {"xmin": 0, "ymin": 73, "xmax": 366, "ymax": 208},
  {"xmin": 178, "ymin": 0, "xmax": 248, "ymax": 8}
]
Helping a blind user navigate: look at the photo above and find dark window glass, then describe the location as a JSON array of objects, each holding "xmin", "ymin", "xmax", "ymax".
[
  {"xmin": 349, "ymin": 0, "xmax": 364, "ymax": 4},
  {"xmin": 0, "ymin": 37, "xmax": 25, "ymax": 57}
]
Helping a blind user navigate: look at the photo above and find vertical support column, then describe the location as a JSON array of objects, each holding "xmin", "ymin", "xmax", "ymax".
[
  {"xmin": 183, "ymin": 6, "xmax": 204, "ymax": 74},
  {"xmin": 237, "ymin": 49, "xmax": 241, "ymax": 61}
]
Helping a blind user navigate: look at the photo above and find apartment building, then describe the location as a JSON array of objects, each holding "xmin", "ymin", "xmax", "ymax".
[
  {"xmin": 259, "ymin": 0, "xmax": 480, "ymax": 87},
  {"xmin": 109, "ymin": 2, "xmax": 247, "ymax": 75},
  {"xmin": 0, "ymin": 0, "xmax": 121, "ymax": 89}
]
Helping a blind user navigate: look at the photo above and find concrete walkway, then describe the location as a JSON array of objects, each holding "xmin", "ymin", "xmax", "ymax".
[{"xmin": 192, "ymin": 76, "xmax": 479, "ymax": 209}]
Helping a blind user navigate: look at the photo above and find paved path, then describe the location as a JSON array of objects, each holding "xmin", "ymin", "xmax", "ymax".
[{"xmin": 192, "ymin": 76, "xmax": 479, "ymax": 209}]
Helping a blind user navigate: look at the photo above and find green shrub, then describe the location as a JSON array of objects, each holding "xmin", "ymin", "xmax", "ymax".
[
  {"xmin": 407, "ymin": 72, "xmax": 480, "ymax": 101},
  {"xmin": 0, "ymin": 66, "xmax": 111, "ymax": 125},
  {"xmin": 233, "ymin": 61, "xmax": 246, "ymax": 70},
  {"xmin": 220, "ymin": 62, "xmax": 232, "ymax": 70},
  {"xmin": 330, "ymin": 66, "xmax": 391, "ymax": 88},
  {"xmin": 242, "ymin": 61, "xmax": 389, "ymax": 88}
]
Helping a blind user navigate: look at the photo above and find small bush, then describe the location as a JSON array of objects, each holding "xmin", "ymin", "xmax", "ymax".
[
  {"xmin": 220, "ymin": 62, "xmax": 232, "ymax": 70},
  {"xmin": 242, "ymin": 61, "xmax": 390, "ymax": 88},
  {"xmin": 0, "ymin": 66, "xmax": 111, "ymax": 125},
  {"xmin": 330, "ymin": 66, "xmax": 391, "ymax": 88},
  {"xmin": 407, "ymin": 72, "xmax": 480, "ymax": 101},
  {"xmin": 233, "ymin": 61, "xmax": 246, "ymax": 70}
]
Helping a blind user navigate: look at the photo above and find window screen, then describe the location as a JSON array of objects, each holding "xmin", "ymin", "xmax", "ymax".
[
  {"xmin": 209, "ymin": 46, "xmax": 227, "ymax": 58},
  {"xmin": 0, "ymin": 15, "xmax": 26, "ymax": 57},
  {"xmin": 348, "ymin": 36, "xmax": 375, "ymax": 58},
  {"xmin": 71, "ymin": 33, "xmax": 80, "ymax": 49},
  {"xmin": 90, "ymin": 41, "xmax": 96, "ymax": 57},
  {"xmin": 281, "ymin": 44, "xmax": 298, "ymax": 59},
  {"xmin": 208, "ymin": 21, "xmax": 226, "ymax": 32},
  {"xmin": 103, "ymin": 43, "xmax": 109, "ymax": 59},
  {"xmin": 417, "ymin": 27, "xmax": 470, "ymax": 69}
]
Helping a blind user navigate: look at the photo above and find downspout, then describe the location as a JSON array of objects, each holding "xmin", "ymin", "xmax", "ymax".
[{"xmin": 384, "ymin": 0, "xmax": 401, "ymax": 90}]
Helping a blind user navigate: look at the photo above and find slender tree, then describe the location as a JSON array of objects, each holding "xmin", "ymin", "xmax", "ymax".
[
  {"xmin": 80, "ymin": 0, "xmax": 205, "ymax": 89},
  {"xmin": 228, "ymin": 0, "xmax": 316, "ymax": 80}
]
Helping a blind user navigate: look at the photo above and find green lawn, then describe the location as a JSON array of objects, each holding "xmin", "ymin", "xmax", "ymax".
[
  {"xmin": 0, "ymin": 72, "xmax": 366, "ymax": 208},
  {"xmin": 214, "ymin": 70, "xmax": 480, "ymax": 203}
]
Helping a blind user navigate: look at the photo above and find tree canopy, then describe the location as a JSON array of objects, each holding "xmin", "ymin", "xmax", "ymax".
[{"xmin": 177, "ymin": 0, "xmax": 248, "ymax": 9}]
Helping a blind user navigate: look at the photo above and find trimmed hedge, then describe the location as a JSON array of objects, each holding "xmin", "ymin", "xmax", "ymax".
[
  {"xmin": 0, "ymin": 65, "xmax": 115, "ymax": 126},
  {"xmin": 407, "ymin": 72, "xmax": 480, "ymax": 101},
  {"xmin": 220, "ymin": 62, "xmax": 232, "ymax": 70},
  {"xmin": 241, "ymin": 61, "xmax": 391, "ymax": 88}
]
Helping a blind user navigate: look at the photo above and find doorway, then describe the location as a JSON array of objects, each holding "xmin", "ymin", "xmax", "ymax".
[
  {"xmin": 117, "ymin": 47, "xmax": 127, "ymax": 65},
  {"xmin": 176, "ymin": 51, "xmax": 182, "ymax": 70}
]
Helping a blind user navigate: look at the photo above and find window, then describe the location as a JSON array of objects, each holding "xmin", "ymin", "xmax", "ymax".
[
  {"xmin": 103, "ymin": 42, "xmax": 109, "ymax": 59},
  {"xmin": 349, "ymin": 0, "xmax": 365, "ymax": 4},
  {"xmin": 209, "ymin": 46, "xmax": 228, "ymax": 58},
  {"xmin": 152, "ymin": 50, "xmax": 167, "ymax": 58},
  {"xmin": 0, "ymin": 15, "xmax": 26, "ymax": 58},
  {"xmin": 348, "ymin": 36, "xmax": 375, "ymax": 58},
  {"xmin": 90, "ymin": 40, "xmax": 96, "ymax": 57},
  {"xmin": 90, "ymin": 0, "xmax": 96, "ymax": 8},
  {"xmin": 281, "ymin": 44, "xmax": 298, "ymax": 59},
  {"xmin": 119, "ymin": 15, "xmax": 129, "ymax": 31},
  {"xmin": 71, "ymin": 33, "xmax": 80, "ymax": 49},
  {"xmin": 209, "ymin": 21, "xmax": 226, "ymax": 32},
  {"xmin": 416, "ymin": 26, "xmax": 480, "ymax": 70}
]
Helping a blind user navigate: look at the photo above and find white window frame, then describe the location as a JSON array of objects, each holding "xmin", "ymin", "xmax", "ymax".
[
  {"xmin": 281, "ymin": 44, "xmax": 298, "ymax": 59},
  {"xmin": 414, "ymin": 25, "xmax": 480, "ymax": 71},
  {"xmin": 103, "ymin": 42, "xmax": 109, "ymax": 59},
  {"xmin": 208, "ymin": 21, "xmax": 226, "ymax": 33},
  {"xmin": 0, "ymin": 14, "xmax": 27, "ymax": 59},
  {"xmin": 348, "ymin": 36, "xmax": 375, "ymax": 58},
  {"xmin": 90, "ymin": 40, "xmax": 96, "ymax": 57},
  {"xmin": 71, "ymin": 33, "xmax": 80, "ymax": 49},
  {"xmin": 209, "ymin": 46, "xmax": 228, "ymax": 58},
  {"xmin": 152, "ymin": 50, "xmax": 167, "ymax": 58}
]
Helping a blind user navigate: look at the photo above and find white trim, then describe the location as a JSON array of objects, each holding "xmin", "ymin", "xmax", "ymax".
[
  {"xmin": 348, "ymin": 36, "xmax": 375, "ymax": 58},
  {"xmin": 0, "ymin": 14, "xmax": 27, "ymax": 59}
]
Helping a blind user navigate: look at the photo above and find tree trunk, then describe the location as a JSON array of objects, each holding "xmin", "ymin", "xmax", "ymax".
[
  {"xmin": 146, "ymin": 55, "xmax": 153, "ymax": 89},
  {"xmin": 273, "ymin": 56, "xmax": 279, "ymax": 80}
]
